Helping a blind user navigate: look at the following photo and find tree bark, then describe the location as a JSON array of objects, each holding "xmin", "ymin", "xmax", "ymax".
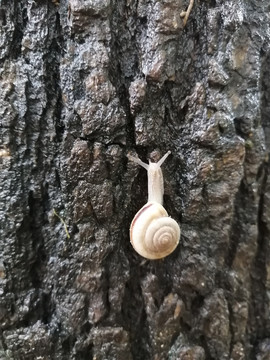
[{"xmin": 0, "ymin": 0, "xmax": 270, "ymax": 359}]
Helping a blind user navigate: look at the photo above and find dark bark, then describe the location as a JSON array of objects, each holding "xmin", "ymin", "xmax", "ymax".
[{"xmin": 1, "ymin": 0, "xmax": 270, "ymax": 359}]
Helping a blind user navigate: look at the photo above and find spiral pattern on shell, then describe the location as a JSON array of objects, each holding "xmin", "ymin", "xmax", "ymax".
[{"xmin": 130, "ymin": 202, "xmax": 180, "ymax": 259}]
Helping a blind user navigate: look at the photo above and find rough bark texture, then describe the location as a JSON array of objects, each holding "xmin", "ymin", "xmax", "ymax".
[{"xmin": 1, "ymin": 0, "xmax": 270, "ymax": 359}]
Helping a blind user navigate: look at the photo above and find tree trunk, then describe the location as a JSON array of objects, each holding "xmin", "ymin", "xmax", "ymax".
[{"xmin": 1, "ymin": 0, "xmax": 270, "ymax": 359}]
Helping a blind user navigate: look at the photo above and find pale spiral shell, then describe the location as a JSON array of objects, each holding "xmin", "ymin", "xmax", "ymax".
[{"xmin": 130, "ymin": 202, "xmax": 180, "ymax": 260}]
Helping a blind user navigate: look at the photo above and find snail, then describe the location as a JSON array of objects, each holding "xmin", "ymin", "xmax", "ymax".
[{"xmin": 127, "ymin": 151, "xmax": 180, "ymax": 259}]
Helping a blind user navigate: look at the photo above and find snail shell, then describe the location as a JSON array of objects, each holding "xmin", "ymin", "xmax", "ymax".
[{"xmin": 130, "ymin": 201, "xmax": 180, "ymax": 260}]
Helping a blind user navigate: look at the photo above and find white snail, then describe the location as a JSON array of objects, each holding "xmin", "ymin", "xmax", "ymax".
[{"xmin": 128, "ymin": 151, "xmax": 180, "ymax": 260}]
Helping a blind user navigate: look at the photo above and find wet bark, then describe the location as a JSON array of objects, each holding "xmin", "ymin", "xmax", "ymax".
[{"xmin": 0, "ymin": 0, "xmax": 270, "ymax": 359}]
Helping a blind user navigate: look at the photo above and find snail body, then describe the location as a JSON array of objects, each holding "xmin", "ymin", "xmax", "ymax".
[{"xmin": 128, "ymin": 151, "xmax": 180, "ymax": 260}]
